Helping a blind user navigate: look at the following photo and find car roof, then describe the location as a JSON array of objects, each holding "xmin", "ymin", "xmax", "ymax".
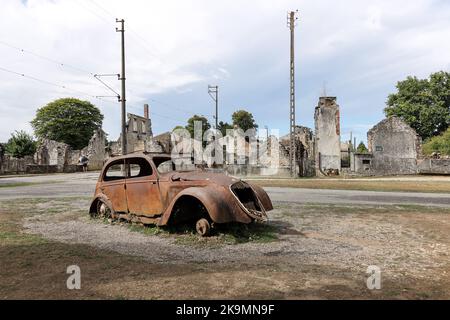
[{"xmin": 103, "ymin": 152, "xmax": 172, "ymax": 167}]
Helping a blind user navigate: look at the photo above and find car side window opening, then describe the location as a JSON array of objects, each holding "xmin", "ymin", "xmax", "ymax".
[
  {"xmin": 127, "ymin": 158, "xmax": 153, "ymax": 178},
  {"xmin": 104, "ymin": 161, "xmax": 126, "ymax": 181},
  {"xmin": 153, "ymin": 157, "xmax": 176, "ymax": 173}
]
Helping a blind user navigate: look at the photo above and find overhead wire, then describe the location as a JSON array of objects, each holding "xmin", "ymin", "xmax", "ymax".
[
  {"xmin": 0, "ymin": 40, "xmax": 95, "ymax": 76},
  {"xmin": 0, "ymin": 66, "xmax": 102, "ymax": 100},
  {"xmin": 1, "ymin": 1, "xmax": 206, "ymax": 125}
]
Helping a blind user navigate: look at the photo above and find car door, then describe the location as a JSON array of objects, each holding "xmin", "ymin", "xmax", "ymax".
[
  {"xmin": 125, "ymin": 157, "xmax": 163, "ymax": 216},
  {"xmin": 101, "ymin": 159, "xmax": 128, "ymax": 213}
]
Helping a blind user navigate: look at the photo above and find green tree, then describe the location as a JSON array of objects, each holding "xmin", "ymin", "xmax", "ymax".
[
  {"xmin": 231, "ymin": 110, "xmax": 258, "ymax": 132},
  {"xmin": 172, "ymin": 125, "xmax": 185, "ymax": 132},
  {"xmin": 384, "ymin": 71, "xmax": 450, "ymax": 140},
  {"xmin": 217, "ymin": 121, "xmax": 234, "ymax": 136},
  {"xmin": 356, "ymin": 142, "xmax": 369, "ymax": 154},
  {"xmin": 185, "ymin": 115, "xmax": 211, "ymax": 138},
  {"xmin": 422, "ymin": 128, "xmax": 450, "ymax": 156},
  {"xmin": 5, "ymin": 130, "xmax": 37, "ymax": 158},
  {"xmin": 31, "ymin": 98, "xmax": 103, "ymax": 149}
]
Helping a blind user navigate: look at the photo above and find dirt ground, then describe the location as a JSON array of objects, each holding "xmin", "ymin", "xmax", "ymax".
[{"xmin": 1, "ymin": 193, "xmax": 449, "ymax": 299}]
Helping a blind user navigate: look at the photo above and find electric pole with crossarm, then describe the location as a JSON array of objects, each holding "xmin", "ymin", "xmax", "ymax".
[
  {"xmin": 287, "ymin": 10, "xmax": 299, "ymax": 177},
  {"xmin": 116, "ymin": 18, "xmax": 127, "ymax": 156},
  {"xmin": 208, "ymin": 85, "xmax": 219, "ymax": 130}
]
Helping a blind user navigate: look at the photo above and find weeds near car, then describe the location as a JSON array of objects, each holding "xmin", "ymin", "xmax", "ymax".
[{"xmin": 126, "ymin": 221, "xmax": 279, "ymax": 247}]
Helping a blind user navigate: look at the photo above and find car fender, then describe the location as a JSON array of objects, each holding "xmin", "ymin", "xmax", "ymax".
[
  {"xmin": 247, "ymin": 183, "xmax": 274, "ymax": 211},
  {"xmin": 158, "ymin": 185, "xmax": 252, "ymax": 226},
  {"xmin": 89, "ymin": 193, "xmax": 116, "ymax": 216}
]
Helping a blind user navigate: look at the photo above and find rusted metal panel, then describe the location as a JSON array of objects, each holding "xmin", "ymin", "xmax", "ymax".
[
  {"xmin": 126, "ymin": 176, "xmax": 163, "ymax": 216},
  {"xmin": 248, "ymin": 183, "xmax": 274, "ymax": 211},
  {"xmin": 158, "ymin": 185, "xmax": 253, "ymax": 226},
  {"xmin": 89, "ymin": 153, "xmax": 273, "ymax": 230}
]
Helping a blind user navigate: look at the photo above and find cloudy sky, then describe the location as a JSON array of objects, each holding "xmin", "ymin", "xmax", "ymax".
[{"xmin": 1, "ymin": 0, "xmax": 449, "ymax": 145}]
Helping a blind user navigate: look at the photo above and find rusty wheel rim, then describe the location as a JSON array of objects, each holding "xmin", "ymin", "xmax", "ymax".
[
  {"xmin": 97, "ymin": 201, "xmax": 111, "ymax": 219},
  {"xmin": 196, "ymin": 218, "xmax": 210, "ymax": 237}
]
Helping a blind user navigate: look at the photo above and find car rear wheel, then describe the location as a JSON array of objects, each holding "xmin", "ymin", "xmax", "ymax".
[
  {"xmin": 96, "ymin": 200, "xmax": 112, "ymax": 220},
  {"xmin": 196, "ymin": 218, "xmax": 211, "ymax": 237}
]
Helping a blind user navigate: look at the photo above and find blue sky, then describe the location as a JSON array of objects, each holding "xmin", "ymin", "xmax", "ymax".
[{"xmin": 1, "ymin": 0, "xmax": 449, "ymax": 145}]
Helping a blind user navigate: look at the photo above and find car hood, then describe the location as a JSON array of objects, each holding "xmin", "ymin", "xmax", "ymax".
[{"xmin": 166, "ymin": 170, "xmax": 241, "ymax": 187}]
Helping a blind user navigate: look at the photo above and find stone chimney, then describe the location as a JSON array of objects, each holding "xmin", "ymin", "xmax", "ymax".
[
  {"xmin": 144, "ymin": 104, "xmax": 149, "ymax": 119},
  {"xmin": 318, "ymin": 96, "xmax": 337, "ymax": 108}
]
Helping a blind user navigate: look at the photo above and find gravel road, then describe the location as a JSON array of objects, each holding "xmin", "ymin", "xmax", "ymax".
[{"xmin": 1, "ymin": 172, "xmax": 449, "ymax": 207}]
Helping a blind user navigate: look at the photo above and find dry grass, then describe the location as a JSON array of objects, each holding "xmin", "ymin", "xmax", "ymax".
[
  {"xmin": 1, "ymin": 197, "xmax": 449, "ymax": 299},
  {"xmin": 252, "ymin": 179, "xmax": 450, "ymax": 193}
]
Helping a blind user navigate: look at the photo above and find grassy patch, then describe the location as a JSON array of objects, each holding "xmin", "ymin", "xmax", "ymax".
[
  {"xmin": 253, "ymin": 179, "xmax": 450, "ymax": 193},
  {"xmin": 0, "ymin": 196, "xmax": 91, "ymax": 216},
  {"xmin": 0, "ymin": 182, "xmax": 38, "ymax": 188},
  {"xmin": 216, "ymin": 223, "xmax": 279, "ymax": 244},
  {"xmin": 0, "ymin": 230, "xmax": 48, "ymax": 246},
  {"xmin": 128, "ymin": 223, "xmax": 166, "ymax": 236},
  {"xmin": 125, "ymin": 221, "xmax": 279, "ymax": 247},
  {"xmin": 0, "ymin": 180, "xmax": 63, "ymax": 188}
]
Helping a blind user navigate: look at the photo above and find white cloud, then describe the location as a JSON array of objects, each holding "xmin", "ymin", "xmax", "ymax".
[{"xmin": 0, "ymin": 0, "xmax": 449, "ymax": 141}]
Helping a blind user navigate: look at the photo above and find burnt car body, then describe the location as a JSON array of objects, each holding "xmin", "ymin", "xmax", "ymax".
[{"xmin": 89, "ymin": 153, "xmax": 273, "ymax": 235}]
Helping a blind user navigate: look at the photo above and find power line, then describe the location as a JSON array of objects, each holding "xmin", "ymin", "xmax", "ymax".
[
  {"xmin": 0, "ymin": 40, "xmax": 95, "ymax": 76},
  {"xmin": 0, "ymin": 40, "xmax": 116, "ymax": 94},
  {"xmin": 0, "ymin": 65, "xmax": 191, "ymax": 127},
  {"xmin": 0, "ymin": 62, "xmax": 203, "ymax": 127},
  {"xmin": 149, "ymin": 98, "xmax": 214, "ymax": 118},
  {"xmin": 90, "ymin": 0, "xmax": 116, "ymax": 19},
  {"xmin": 73, "ymin": 0, "xmax": 115, "ymax": 27},
  {"xmin": 0, "ymin": 66, "xmax": 111, "ymax": 103},
  {"xmin": 126, "ymin": 104, "xmax": 184, "ymax": 123},
  {"xmin": 94, "ymin": 74, "xmax": 120, "ymax": 99},
  {"xmin": 81, "ymin": 0, "xmax": 164, "ymax": 62}
]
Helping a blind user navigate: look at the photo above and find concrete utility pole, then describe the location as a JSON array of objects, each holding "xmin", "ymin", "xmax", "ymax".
[
  {"xmin": 288, "ymin": 10, "xmax": 299, "ymax": 177},
  {"xmin": 208, "ymin": 85, "xmax": 219, "ymax": 130},
  {"xmin": 116, "ymin": 18, "xmax": 127, "ymax": 155}
]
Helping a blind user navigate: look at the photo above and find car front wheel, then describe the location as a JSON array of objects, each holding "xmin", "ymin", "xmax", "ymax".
[{"xmin": 195, "ymin": 218, "xmax": 211, "ymax": 237}]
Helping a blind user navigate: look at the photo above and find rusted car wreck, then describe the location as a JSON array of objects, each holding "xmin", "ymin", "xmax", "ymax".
[{"xmin": 89, "ymin": 153, "xmax": 273, "ymax": 236}]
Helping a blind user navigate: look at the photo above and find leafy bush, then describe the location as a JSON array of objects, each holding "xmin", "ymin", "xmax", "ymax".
[
  {"xmin": 356, "ymin": 142, "xmax": 369, "ymax": 153},
  {"xmin": 422, "ymin": 128, "xmax": 450, "ymax": 156},
  {"xmin": 5, "ymin": 130, "xmax": 37, "ymax": 158}
]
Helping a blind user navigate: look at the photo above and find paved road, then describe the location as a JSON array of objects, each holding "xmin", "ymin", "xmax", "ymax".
[
  {"xmin": 1, "ymin": 172, "xmax": 449, "ymax": 207},
  {"xmin": 265, "ymin": 187, "xmax": 450, "ymax": 207}
]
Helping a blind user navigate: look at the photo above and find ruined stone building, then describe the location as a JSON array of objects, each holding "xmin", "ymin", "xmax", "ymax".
[
  {"xmin": 1, "ymin": 103, "xmax": 164, "ymax": 174},
  {"xmin": 32, "ymin": 129, "xmax": 108, "ymax": 173},
  {"xmin": 3, "ymin": 97, "xmax": 450, "ymax": 176},
  {"xmin": 278, "ymin": 97, "xmax": 341, "ymax": 177},
  {"xmin": 352, "ymin": 116, "xmax": 422, "ymax": 175},
  {"xmin": 314, "ymin": 97, "xmax": 341, "ymax": 176},
  {"xmin": 280, "ymin": 126, "xmax": 315, "ymax": 177},
  {"xmin": 110, "ymin": 104, "xmax": 163, "ymax": 155}
]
